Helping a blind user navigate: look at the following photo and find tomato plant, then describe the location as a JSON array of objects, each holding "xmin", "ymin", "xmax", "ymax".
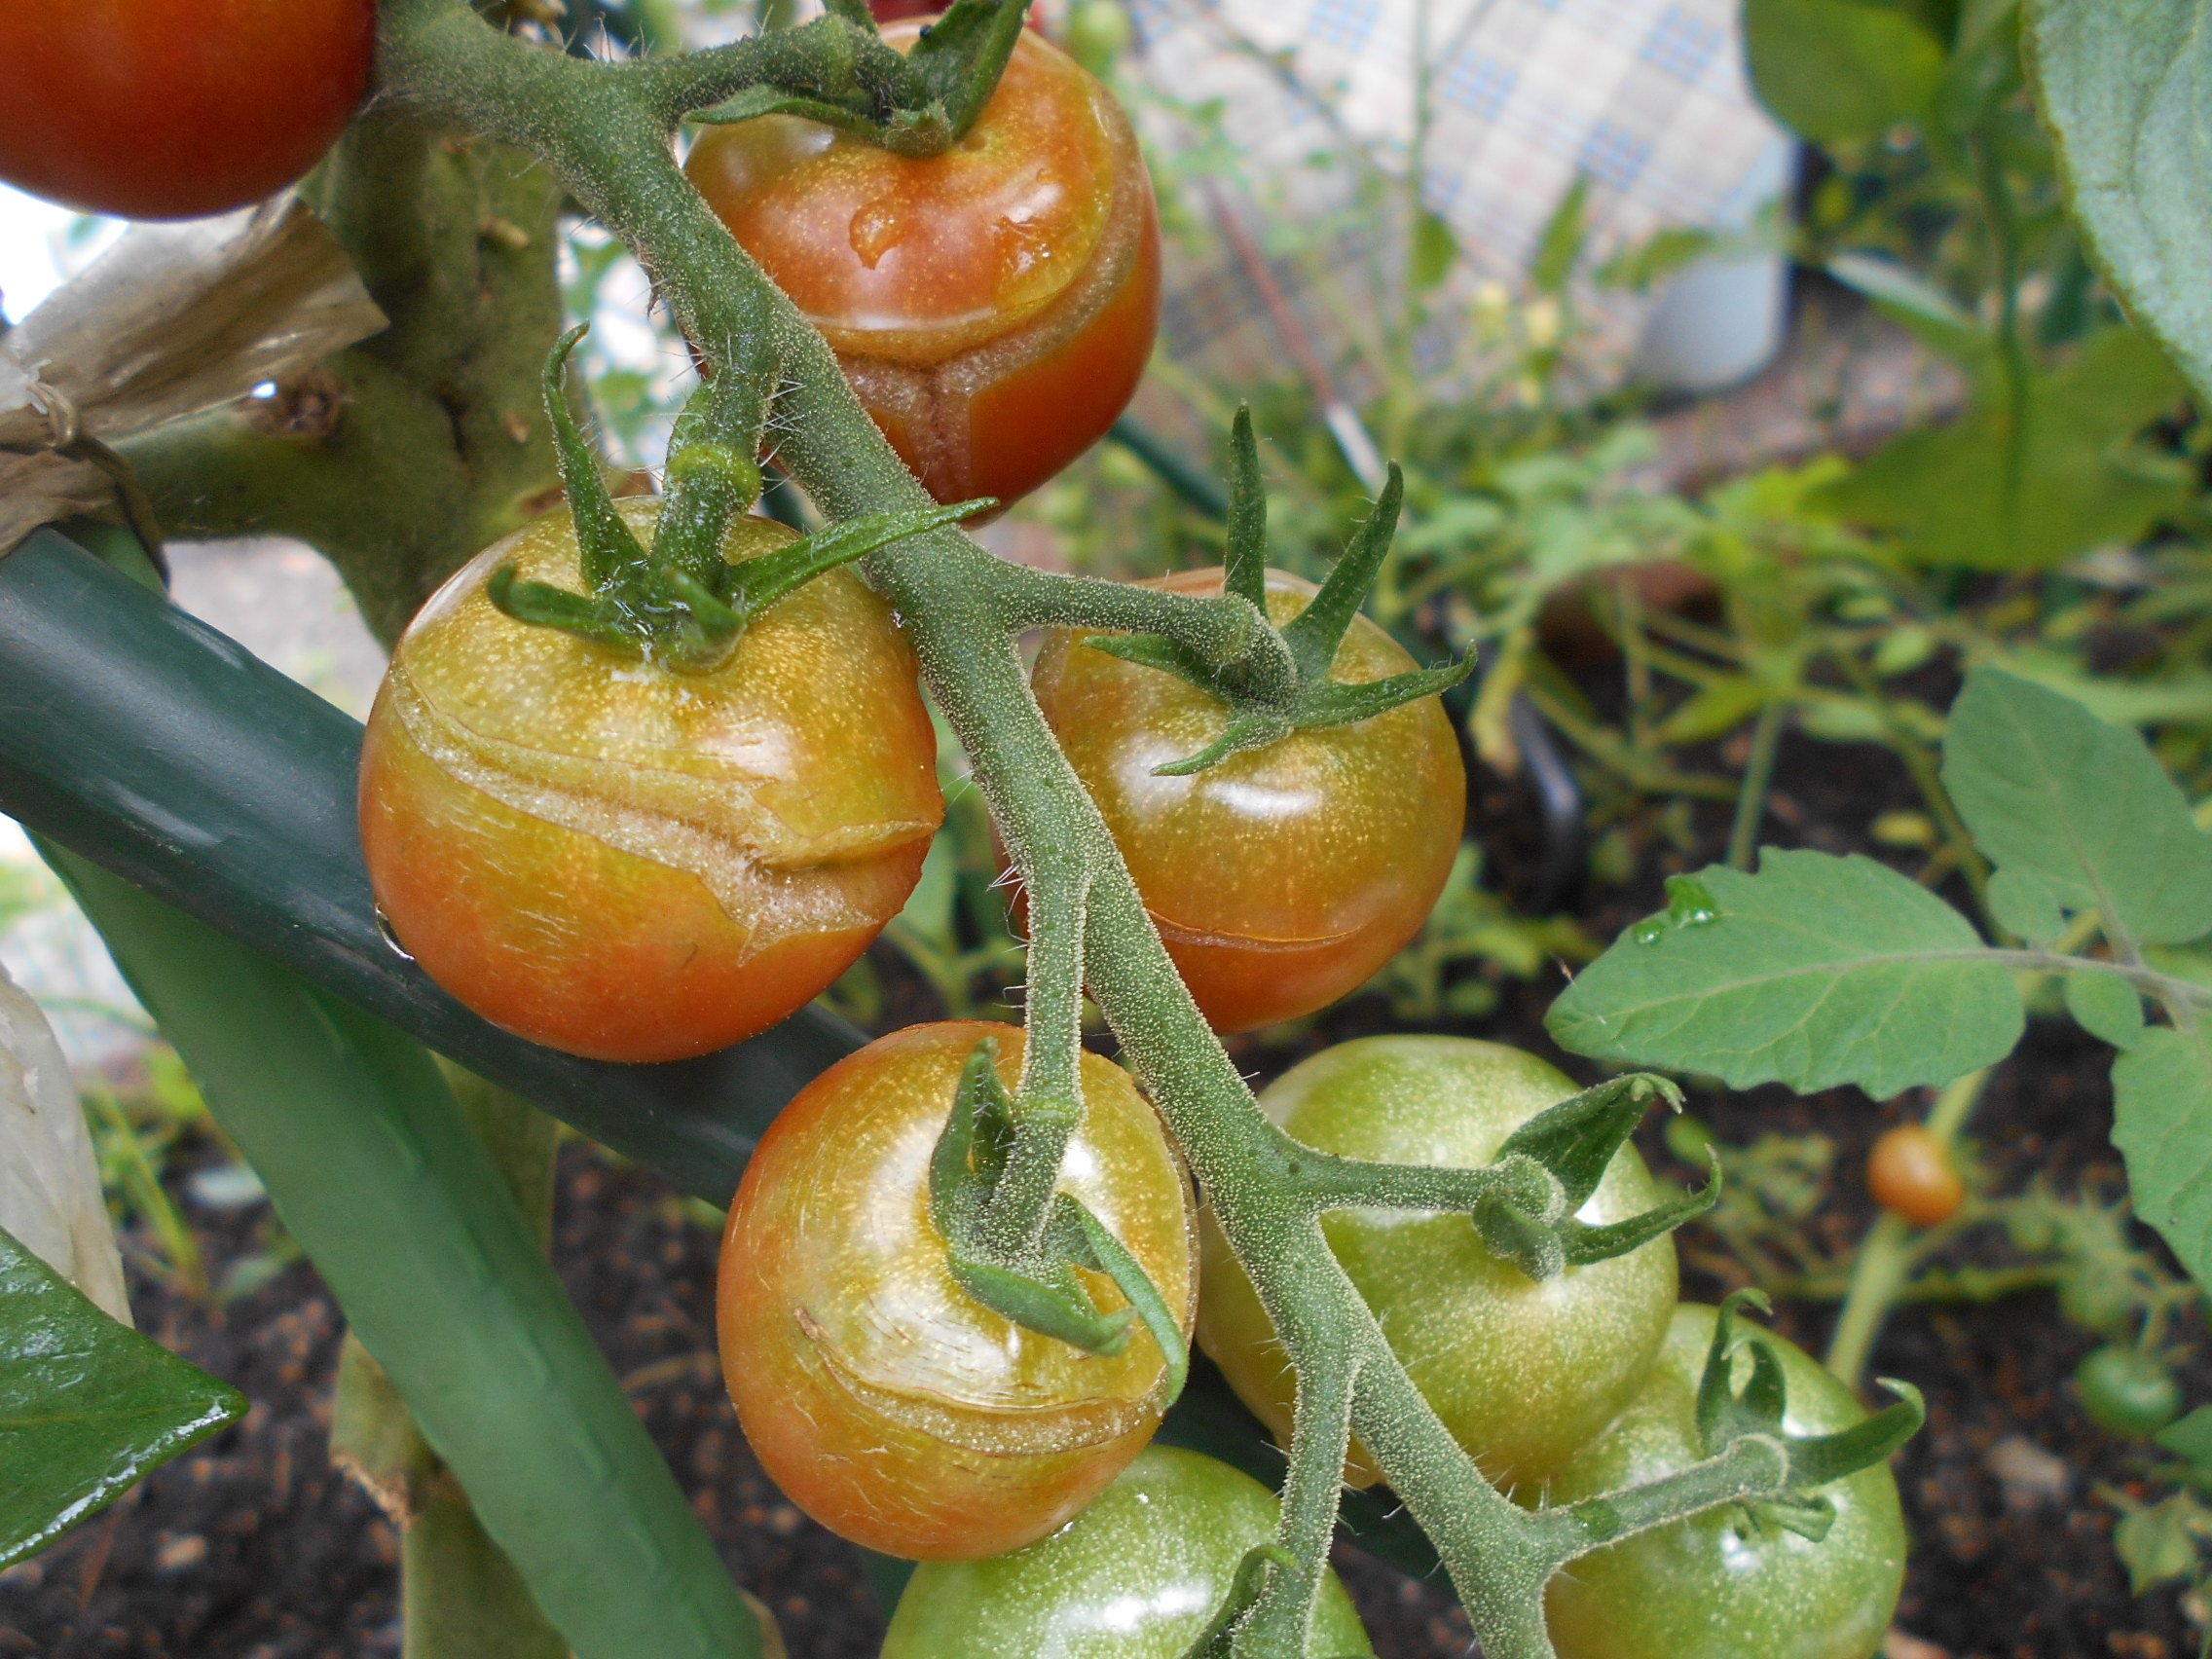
[
  {"xmin": 0, "ymin": 0, "xmax": 374, "ymax": 219},
  {"xmin": 1543, "ymin": 1304, "xmax": 1908, "ymax": 1659},
  {"xmin": 359, "ymin": 498, "xmax": 943, "ymax": 1062},
  {"xmin": 2078, "ymin": 1345, "xmax": 2184, "ymax": 1440},
  {"xmin": 1865, "ymin": 1124, "xmax": 1964, "ymax": 1227},
  {"xmin": 881, "ymin": 1445, "xmax": 1373, "ymax": 1656},
  {"xmin": 1197, "ymin": 1036, "xmax": 1678, "ymax": 1491},
  {"xmin": 685, "ymin": 20, "xmax": 1159, "ymax": 510},
  {"xmin": 1030, "ymin": 570, "xmax": 1465, "ymax": 1033},
  {"xmin": 717, "ymin": 1020, "xmax": 1196, "ymax": 1561}
]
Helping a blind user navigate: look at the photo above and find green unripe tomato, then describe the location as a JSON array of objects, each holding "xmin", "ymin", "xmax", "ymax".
[
  {"xmin": 880, "ymin": 1446, "xmax": 1373, "ymax": 1658},
  {"xmin": 1065, "ymin": 1, "xmax": 1134, "ymax": 75},
  {"xmin": 1543, "ymin": 1305, "xmax": 1908, "ymax": 1659},
  {"xmin": 2076, "ymin": 1345, "xmax": 2183, "ymax": 1439},
  {"xmin": 1198, "ymin": 1036, "xmax": 1679, "ymax": 1491}
]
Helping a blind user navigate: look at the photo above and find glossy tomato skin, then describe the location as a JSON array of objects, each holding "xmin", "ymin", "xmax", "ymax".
[
  {"xmin": 1198, "ymin": 1037, "xmax": 1677, "ymax": 1492},
  {"xmin": 881, "ymin": 1445, "xmax": 1373, "ymax": 1658},
  {"xmin": 359, "ymin": 499, "xmax": 940, "ymax": 1063},
  {"xmin": 1544, "ymin": 1305, "xmax": 1908, "ymax": 1659},
  {"xmin": 1031, "ymin": 570, "xmax": 1465, "ymax": 1033},
  {"xmin": 718, "ymin": 1021, "xmax": 1197, "ymax": 1561},
  {"xmin": 1865, "ymin": 1124, "xmax": 1965, "ymax": 1227},
  {"xmin": 687, "ymin": 22, "xmax": 1159, "ymax": 509},
  {"xmin": 0, "ymin": 0, "xmax": 373, "ymax": 219}
]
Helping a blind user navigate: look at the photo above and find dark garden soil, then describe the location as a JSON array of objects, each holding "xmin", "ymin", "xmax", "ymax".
[{"xmin": 4, "ymin": 679, "xmax": 2204, "ymax": 1659}]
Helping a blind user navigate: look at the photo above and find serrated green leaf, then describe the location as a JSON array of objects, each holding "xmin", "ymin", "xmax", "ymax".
[
  {"xmin": 2112, "ymin": 1026, "xmax": 2212, "ymax": 1294},
  {"xmin": 1942, "ymin": 667, "xmax": 2212, "ymax": 948},
  {"xmin": 1746, "ymin": 0, "xmax": 1949, "ymax": 141},
  {"xmin": 2113, "ymin": 1492, "xmax": 2209, "ymax": 1594},
  {"xmin": 1547, "ymin": 849, "xmax": 2023, "ymax": 1097},
  {"xmin": 2026, "ymin": 0, "xmax": 2212, "ymax": 409},
  {"xmin": 2157, "ymin": 1404, "xmax": 2212, "ymax": 1469},
  {"xmin": 1987, "ymin": 867, "xmax": 2068, "ymax": 946},
  {"xmin": 1812, "ymin": 328, "xmax": 2190, "ymax": 570},
  {"xmin": 2065, "ymin": 972, "xmax": 2147, "ymax": 1050},
  {"xmin": 1, "ymin": 1223, "xmax": 245, "ymax": 1567}
]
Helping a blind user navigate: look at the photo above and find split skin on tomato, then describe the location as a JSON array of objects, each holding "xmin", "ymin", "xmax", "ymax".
[
  {"xmin": 718, "ymin": 1021, "xmax": 1197, "ymax": 1561},
  {"xmin": 0, "ymin": 0, "xmax": 374, "ymax": 219},
  {"xmin": 1543, "ymin": 1305, "xmax": 1908, "ymax": 1659},
  {"xmin": 686, "ymin": 20, "xmax": 1160, "ymax": 510},
  {"xmin": 1030, "ymin": 570, "xmax": 1466, "ymax": 1033},
  {"xmin": 358, "ymin": 498, "xmax": 941, "ymax": 1063},
  {"xmin": 1198, "ymin": 1037, "xmax": 1678, "ymax": 1493},
  {"xmin": 882, "ymin": 1445, "xmax": 1373, "ymax": 1657}
]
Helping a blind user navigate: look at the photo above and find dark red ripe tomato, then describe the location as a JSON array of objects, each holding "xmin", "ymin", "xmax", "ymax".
[
  {"xmin": 687, "ymin": 21, "xmax": 1158, "ymax": 510},
  {"xmin": 0, "ymin": 0, "xmax": 375, "ymax": 219}
]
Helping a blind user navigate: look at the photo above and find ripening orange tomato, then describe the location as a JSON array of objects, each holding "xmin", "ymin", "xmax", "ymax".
[
  {"xmin": 358, "ymin": 499, "xmax": 941, "ymax": 1063},
  {"xmin": 1029, "ymin": 569, "xmax": 1466, "ymax": 1032},
  {"xmin": 1865, "ymin": 1124, "xmax": 1964, "ymax": 1228},
  {"xmin": 0, "ymin": 0, "xmax": 374, "ymax": 219},
  {"xmin": 719, "ymin": 1021, "xmax": 1196, "ymax": 1561},
  {"xmin": 685, "ymin": 20, "xmax": 1159, "ymax": 509}
]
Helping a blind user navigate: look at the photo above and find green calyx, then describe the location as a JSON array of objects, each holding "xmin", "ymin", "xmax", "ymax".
[
  {"xmin": 1694, "ymin": 1289, "xmax": 1926, "ymax": 1540},
  {"xmin": 687, "ymin": 1, "xmax": 1034, "ymax": 156},
  {"xmin": 1475, "ymin": 1073, "xmax": 1721, "ymax": 1281},
  {"xmin": 1083, "ymin": 408, "xmax": 1477, "ymax": 776},
  {"xmin": 927, "ymin": 1041, "xmax": 1189, "ymax": 1397},
  {"xmin": 489, "ymin": 326, "xmax": 990, "ymax": 672}
]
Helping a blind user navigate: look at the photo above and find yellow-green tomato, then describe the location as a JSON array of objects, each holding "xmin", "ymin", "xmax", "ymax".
[
  {"xmin": 360, "ymin": 498, "xmax": 941, "ymax": 1062},
  {"xmin": 1198, "ymin": 1036, "xmax": 1677, "ymax": 1492},
  {"xmin": 880, "ymin": 1446, "xmax": 1374, "ymax": 1658},
  {"xmin": 1544, "ymin": 1305, "xmax": 1906, "ymax": 1659}
]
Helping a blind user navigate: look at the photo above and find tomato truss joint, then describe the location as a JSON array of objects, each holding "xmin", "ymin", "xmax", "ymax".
[
  {"xmin": 1694, "ymin": 1290, "xmax": 1925, "ymax": 1539},
  {"xmin": 1083, "ymin": 409, "xmax": 1477, "ymax": 776},
  {"xmin": 488, "ymin": 325, "xmax": 988, "ymax": 669},
  {"xmin": 926, "ymin": 1040, "xmax": 1189, "ymax": 1396}
]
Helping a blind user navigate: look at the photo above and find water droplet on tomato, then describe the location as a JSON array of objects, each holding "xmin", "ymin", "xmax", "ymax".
[{"xmin": 850, "ymin": 197, "xmax": 906, "ymax": 270}]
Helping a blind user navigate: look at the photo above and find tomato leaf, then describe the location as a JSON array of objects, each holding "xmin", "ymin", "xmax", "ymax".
[
  {"xmin": 1942, "ymin": 667, "xmax": 2212, "ymax": 950},
  {"xmin": 1811, "ymin": 328, "xmax": 2190, "ymax": 570},
  {"xmin": 2065, "ymin": 972, "xmax": 2147, "ymax": 1051},
  {"xmin": 2111, "ymin": 1026, "xmax": 2212, "ymax": 1296},
  {"xmin": 0, "ymin": 1222, "xmax": 244, "ymax": 1568},
  {"xmin": 1547, "ymin": 850, "xmax": 2023, "ymax": 1097},
  {"xmin": 1745, "ymin": 0, "xmax": 1949, "ymax": 142},
  {"xmin": 2026, "ymin": 0, "xmax": 2212, "ymax": 408}
]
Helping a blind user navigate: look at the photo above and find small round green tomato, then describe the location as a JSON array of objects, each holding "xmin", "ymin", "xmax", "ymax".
[
  {"xmin": 880, "ymin": 1446, "xmax": 1374, "ymax": 1659},
  {"xmin": 2076, "ymin": 1345, "xmax": 2183, "ymax": 1439},
  {"xmin": 1197, "ymin": 1037, "xmax": 1678, "ymax": 1493},
  {"xmin": 1543, "ymin": 1305, "xmax": 1908, "ymax": 1659}
]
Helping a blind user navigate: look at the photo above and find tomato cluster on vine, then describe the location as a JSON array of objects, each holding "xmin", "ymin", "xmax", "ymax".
[{"xmin": 341, "ymin": 10, "xmax": 1919, "ymax": 1655}]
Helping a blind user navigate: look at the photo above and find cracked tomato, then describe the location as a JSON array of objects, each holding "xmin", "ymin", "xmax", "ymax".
[
  {"xmin": 0, "ymin": 0, "xmax": 374, "ymax": 218},
  {"xmin": 686, "ymin": 19, "xmax": 1158, "ymax": 509},
  {"xmin": 1030, "ymin": 570, "xmax": 1465, "ymax": 1033},
  {"xmin": 1198, "ymin": 1037, "xmax": 1678, "ymax": 1493},
  {"xmin": 718, "ymin": 1021, "xmax": 1197, "ymax": 1561},
  {"xmin": 359, "ymin": 498, "xmax": 941, "ymax": 1062}
]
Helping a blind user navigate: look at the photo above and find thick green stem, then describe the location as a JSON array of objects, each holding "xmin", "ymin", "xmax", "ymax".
[
  {"xmin": 983, "ymin": 855, "xmax": 1088, "ymax": 1256},
  {"xmin": 1239, "ymin": 1335, "xmax": 1358, "ymax": 1655}
]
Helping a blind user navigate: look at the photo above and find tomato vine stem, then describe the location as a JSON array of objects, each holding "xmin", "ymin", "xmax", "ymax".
[{"xmin": 371, "ymin": 4, "xmax": 1867, "ymax": 1651}]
